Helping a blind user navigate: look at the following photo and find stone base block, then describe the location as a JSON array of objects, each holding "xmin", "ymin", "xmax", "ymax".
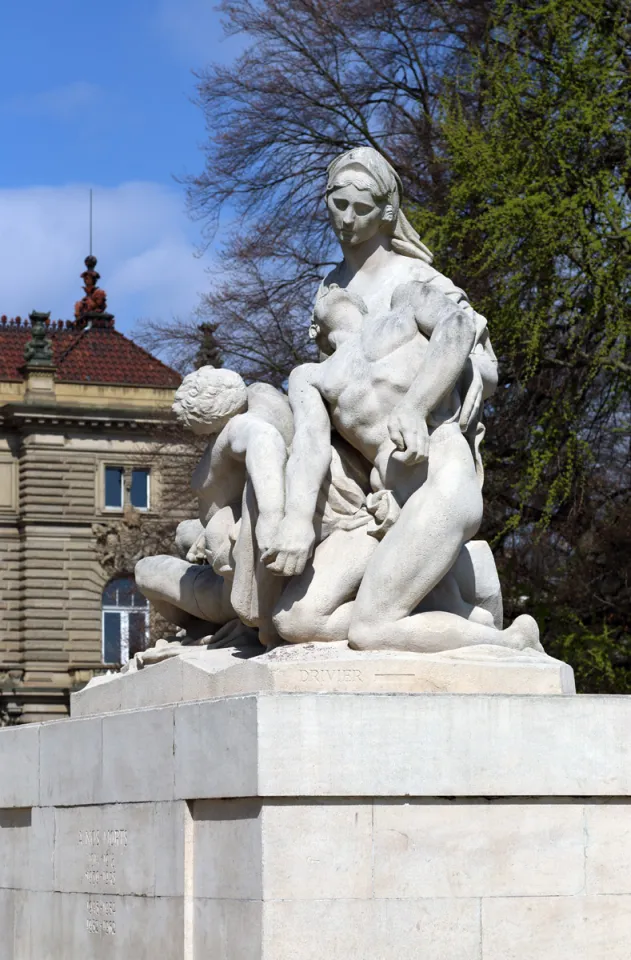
[
  {"xmin": 2, "ymin": 796, "xmax": 631, "ymax": 958},
  {"xmin": 3, "ymin": 690, "xmax": 630, "ymax": 959},
  {"xmin": 71, "ymin": 640, "xmax": 574, "ymax": 717}
]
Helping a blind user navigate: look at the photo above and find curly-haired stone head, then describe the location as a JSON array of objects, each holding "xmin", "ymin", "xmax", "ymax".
[{"xmin": 172, "ymin": 366, "xmax": 248, "ymax": 435}]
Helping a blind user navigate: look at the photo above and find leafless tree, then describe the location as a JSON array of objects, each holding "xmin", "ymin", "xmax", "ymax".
[{"xmin": 176, "ymin": 0, "xmax": 491, "ymax": 380}]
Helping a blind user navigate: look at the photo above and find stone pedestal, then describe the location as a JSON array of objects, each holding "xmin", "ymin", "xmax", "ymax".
[
  {"xmin": 71, "ymin": 641, "xmax": 575, "ymax": 718},
  {"xmin": 2, "ymin": 683, "xmax": 631, "ymax": 958}
]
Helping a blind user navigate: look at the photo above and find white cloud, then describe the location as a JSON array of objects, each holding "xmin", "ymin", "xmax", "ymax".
[
  {"xmin": 0, "ymin": 182, "xmax": 211, "ymax": 334},
  {"xmin": 1, "ymin": 82, "xmax": 101, "ymax": 120}
]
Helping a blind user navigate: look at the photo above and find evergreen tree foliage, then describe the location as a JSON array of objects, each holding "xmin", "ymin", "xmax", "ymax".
[{"xmin": 413, "ymin": 0, "xmax": 631, "ymax": 688}]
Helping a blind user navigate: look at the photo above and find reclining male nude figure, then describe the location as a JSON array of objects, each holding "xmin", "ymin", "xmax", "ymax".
[
  {"xmin": 135, "ymin": 367, "xmax": 294, "ymax": 647},
  {"xmin": 265, "ymin": 281, "xmax": 541, "ymax": 653}
]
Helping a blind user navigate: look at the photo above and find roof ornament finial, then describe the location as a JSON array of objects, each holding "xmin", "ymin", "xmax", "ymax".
[
  {"xmin": 74, "ymin": 253, "xmax": 114, "ymax": 329},
  {"xmin": 24, "ymin": 311, "xmax": 54, "ymax": 367}
]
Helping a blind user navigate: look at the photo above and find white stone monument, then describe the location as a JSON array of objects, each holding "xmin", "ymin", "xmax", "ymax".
[
  {"xmin": 132, "ymin": 148, "xmax": 555, "ymax": 663},
  {"xmin": 5, "ymin": 149, "xmax": 628, "ymax": 959},
  {"xmin": 4, "ymin": 689, "xmax": 631, "ymax": 958}
]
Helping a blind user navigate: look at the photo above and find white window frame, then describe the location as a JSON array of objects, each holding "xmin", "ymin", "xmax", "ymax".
[
  {"xmin": 101, "ymin": 579, "xmax": 150, "ymax": 666},
  {"xmin": 101, "ymin": 607, "xmax": 150, "ymax": 666},
  {"xmin": 101, "ymin": 464, "xmax": 152, "ymax": 513},
  {"xmin": 130, "ymin": 467, "xmax": 151, "ymax": 512},
  {"xmin": 103, "ymin": 465, "xmax": 125, "ymax": 512}
]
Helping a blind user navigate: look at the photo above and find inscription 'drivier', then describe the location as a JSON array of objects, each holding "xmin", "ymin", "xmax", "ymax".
[{"xmin": 299, "ymin": 668, "xmax": 363, "ymax": 683}]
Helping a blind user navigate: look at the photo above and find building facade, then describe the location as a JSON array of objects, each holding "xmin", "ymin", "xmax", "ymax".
[{"xmin": 0, "ymin": 257, "xmax": 184, "ymax": 723}]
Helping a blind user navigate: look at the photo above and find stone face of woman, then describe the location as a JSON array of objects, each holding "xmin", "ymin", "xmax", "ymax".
[{"xmin": 326, "ymin": 183, "xmax": 385, "ymax": 247}]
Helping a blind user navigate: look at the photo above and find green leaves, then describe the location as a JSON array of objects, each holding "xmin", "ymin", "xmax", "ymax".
[
  {"xmin": 411, "ymin": 0, "xmax": 630, "ymax": 525},
  {"xmin": 409, "ymin": 0, "xmax": 631, "ymax": 690}
]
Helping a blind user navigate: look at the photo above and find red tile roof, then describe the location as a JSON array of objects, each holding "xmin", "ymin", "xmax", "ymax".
[{"xmin": 0, "ymin": 316, "xmax": 181, "ymax": 389}]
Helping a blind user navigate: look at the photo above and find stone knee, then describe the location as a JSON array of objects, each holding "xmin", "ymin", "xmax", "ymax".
[
  {"xmin": 273, "ymin": 601, "xmax": 319, "ymax": 644},
  {"xmin": 432, "ymin": 465, "xmax": 483, "ymax": 543},
  {"xmin": 134, "ymin": 557, "xmax": 190, "ymax": 629},
  {"xmin": 347, "ymin": 616, "xmax": 379, "ymax": 651},
  {"xmin": 174, "ymin": 519, "xmax": 204, "ymax": 558},
  {"xmin": 134, "ymin": 556, "xmax": 166, "ymax": 604}
]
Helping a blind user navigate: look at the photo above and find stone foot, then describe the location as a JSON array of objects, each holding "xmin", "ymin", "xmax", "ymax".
[{"xmin": 503, "ymin": 614, "xmax": 543, "ymax": 652}]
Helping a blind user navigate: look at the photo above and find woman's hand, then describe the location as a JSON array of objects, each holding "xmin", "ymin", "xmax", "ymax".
[
  {"xmin": 261, "ymin": 516, "xmax": 316, "ymax": 577},
  {"xmin": 387, "ymin": 406, "xmax": 430, "ymax": 464}
]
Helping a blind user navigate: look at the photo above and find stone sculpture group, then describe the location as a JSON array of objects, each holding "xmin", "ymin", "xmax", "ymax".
[{"xmin": 136, "ymin": 147, "xmax": 542, "ymax": 657}]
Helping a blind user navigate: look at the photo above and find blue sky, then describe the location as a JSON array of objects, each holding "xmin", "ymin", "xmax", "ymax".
[{"xmin": 0, "ymin": 0, "xmax": 243, "ymax": 334}]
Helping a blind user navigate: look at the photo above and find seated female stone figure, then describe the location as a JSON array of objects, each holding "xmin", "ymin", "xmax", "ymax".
[{"xmin": 261, "ymin": 145, "xmax": 545, "ymax": 655}]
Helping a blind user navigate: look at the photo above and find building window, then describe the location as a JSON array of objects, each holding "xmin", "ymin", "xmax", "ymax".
[
  {"xmin": 104, "ymin": 467, "xmax": 124, "ymax": 509},
  {"xmin": 102, "ymin": 577, "xmax": 149, "ymax": 665},
  {"xmin": 130, "ymin": 468, "xmax": 150, "ymax": 510},
  {"xmin": 103, "ymin": 466, "xmax": 151, "ymax": 511}
]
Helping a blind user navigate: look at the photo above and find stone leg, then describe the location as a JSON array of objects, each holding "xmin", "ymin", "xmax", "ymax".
[
  {"xmin": 348, "ymin": 433, "xmax": 540, "ymax": 652},
  {"xmin": 417, "ymin": 569, "xmax": 497, "ymax": 627},
  {"xmin": 135, "ymin": 556, "xmax": 235, "ymax": 633},
  {"xmin": 419, "ymin": 540, "xmax": 503, "ymax": 630},
  {"xmin": 458, "ymin": 539, "xmax": 503, "ymax": 629},
  {"xmin": 273, "ymin": 526, "xmax": 378, "ymax": 643}
]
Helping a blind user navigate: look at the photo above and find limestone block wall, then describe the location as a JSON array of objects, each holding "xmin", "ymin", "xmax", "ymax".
[
  {"xmin": 3, "ymin": 795, "xmax": 631, "ymax": 960},
  {"xmin": 1, "ymin": 693, "xmax": 631, "ymax": 958}
]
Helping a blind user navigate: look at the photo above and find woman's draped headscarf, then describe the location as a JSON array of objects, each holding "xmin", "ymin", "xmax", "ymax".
[{"xmin": 326, "ymin": 147, "xmax": 433, "ymax": 264}]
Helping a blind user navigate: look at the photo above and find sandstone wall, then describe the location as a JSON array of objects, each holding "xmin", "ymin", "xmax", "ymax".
[{"xmin": 0, "ymin": 424, "xmax": 188, "ymax": 723}]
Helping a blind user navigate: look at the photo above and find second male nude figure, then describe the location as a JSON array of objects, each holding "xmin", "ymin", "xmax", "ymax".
[{"xmin": 264, "ymin": 281, "xmax": 541, "ymax": 653}]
